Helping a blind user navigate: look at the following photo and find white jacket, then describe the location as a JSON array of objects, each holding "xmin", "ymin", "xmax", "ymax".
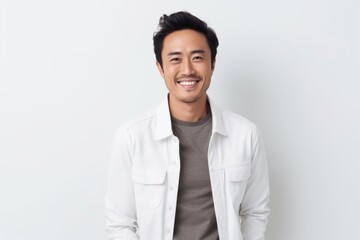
[{"xmin": 106, "ymin": 96, "xmax": 270, "ymax": 240}]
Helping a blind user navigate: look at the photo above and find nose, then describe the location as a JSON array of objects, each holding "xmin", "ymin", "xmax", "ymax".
[{"xmin": 180, "ymin": 59, "xmax": 195, "ymax": 75}]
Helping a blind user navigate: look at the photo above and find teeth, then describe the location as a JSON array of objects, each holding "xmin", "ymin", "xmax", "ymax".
[{"xmin": 179, "ymin": 81, "xmax": 197, "ymax": 86}]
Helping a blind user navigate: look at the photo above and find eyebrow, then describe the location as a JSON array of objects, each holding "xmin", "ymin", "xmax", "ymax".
[{"xmin": 167, "ymin": 49, "xmax": 206, "ymax": 56}]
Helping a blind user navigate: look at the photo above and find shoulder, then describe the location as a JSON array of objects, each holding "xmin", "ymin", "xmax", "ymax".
[
  {"xmin": 215, "ymin": 105, "xmax": 262, "ymax": 146},
  {"xmin": 216, "ymin": 106, "xmax": 257, "ymax": 132},
  {"xmin": 221, "ymin": 108, "xmax": 256, "ymax": 128},
  {"xmin": 211, "ymin": 103, "xmax": 264, "ymax": 161},
  {"xmin": 115, "ymin": 108, "xmax": 157, "ymax": 136}
]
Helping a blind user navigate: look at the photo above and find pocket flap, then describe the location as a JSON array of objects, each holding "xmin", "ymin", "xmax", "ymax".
[
  {"xmin": 132, "ymin": 168, "xmax": 167, "ymax": 185},
  {"xmin": 226, "ymin": 164, "xmax": 251, "ymax": 182}
]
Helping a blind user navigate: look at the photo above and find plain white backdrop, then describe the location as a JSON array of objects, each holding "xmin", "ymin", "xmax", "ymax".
[{"xmin": 1, "ymin": 0, "xmax": 359, "ymax": 239}]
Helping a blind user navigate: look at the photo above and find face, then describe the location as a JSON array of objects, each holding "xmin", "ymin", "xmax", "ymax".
[{"xmin": 157, "ymin": 29, "xmax": 215, "ymax": 105}]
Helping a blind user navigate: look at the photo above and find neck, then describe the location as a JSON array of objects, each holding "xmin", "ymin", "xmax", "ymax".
[{"xmin": 168, "ymin": 95, "xmax": 209, "ymax": 122}]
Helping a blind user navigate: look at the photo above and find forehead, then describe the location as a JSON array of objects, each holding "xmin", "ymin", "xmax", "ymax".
[{"xmin": 162, "ymin": 29, "xmax": 210, "ymax": 54}]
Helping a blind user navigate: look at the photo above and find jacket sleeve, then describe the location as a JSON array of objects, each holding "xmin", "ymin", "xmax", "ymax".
[
  {"xmin": 105, "ymin": 126, "xmax": 139, "ymax": 240},
  {"xmin": 240, "ymin": 126, "xmax": 270, "ymax": 240}
]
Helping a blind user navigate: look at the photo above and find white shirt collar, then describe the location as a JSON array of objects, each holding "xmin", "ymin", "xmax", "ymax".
[{"xmin": 154, "ymin": 94, "xmax": 228, "ymax": 140}]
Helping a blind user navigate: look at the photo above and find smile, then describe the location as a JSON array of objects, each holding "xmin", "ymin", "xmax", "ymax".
[{"xmin": 178, "ymin": 80, "xmax": 199, "ymax": 86}]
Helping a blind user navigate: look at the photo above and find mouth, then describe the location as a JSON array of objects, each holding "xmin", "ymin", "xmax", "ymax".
[
  {"xmin": 178, "ymin": 80, "xmax": 199, "ymax": 86},
  {"xmin": 176, "ymin": 78, "xmax": 201, "ymax": 87}
]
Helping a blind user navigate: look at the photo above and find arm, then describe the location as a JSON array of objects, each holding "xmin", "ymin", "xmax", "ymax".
[
  {"xmin": 240, "ymin": 126, "xmax": 270, "ymax": 240},
  {"xmin": 105, "ymin": 126, "xmax": 139, "ymax": 240}
]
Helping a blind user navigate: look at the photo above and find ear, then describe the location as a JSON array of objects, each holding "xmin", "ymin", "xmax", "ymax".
[
  {"xmin": 211, "ymin": 59, "xmax": 216, "ymax": 73},
  {"xmin": 156, "ymin": 61, "xmax": 165, "ymax": 78}
]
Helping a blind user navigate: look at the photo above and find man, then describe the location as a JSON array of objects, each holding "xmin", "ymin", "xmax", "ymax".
[{"xmin": 106, "ymin": 11, "xmax": 270, "ymax": 240}]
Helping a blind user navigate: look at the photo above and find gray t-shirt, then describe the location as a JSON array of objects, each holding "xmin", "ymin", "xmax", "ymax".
[{"xmin": 171, "ymin": 113, "xmax": 219, "ymax": 240}]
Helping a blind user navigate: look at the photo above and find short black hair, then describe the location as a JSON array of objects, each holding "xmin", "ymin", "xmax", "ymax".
[{"xmin": 153, "ymin": 11, "xmax": 219, "ymax": 67}]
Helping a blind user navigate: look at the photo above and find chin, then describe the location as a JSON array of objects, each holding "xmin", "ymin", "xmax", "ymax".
[{"xmin": 179, "ymin": 96, "xmax": 202, "ymax": 104}]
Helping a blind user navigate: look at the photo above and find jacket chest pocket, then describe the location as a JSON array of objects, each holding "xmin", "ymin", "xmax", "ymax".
[
  {"xmin": 132, "ymin": 168, "xmax": 166, "ymax": 210},
  {"xmin": 225, "ymin": 163, "xmax": 252, "ymax": 209}
]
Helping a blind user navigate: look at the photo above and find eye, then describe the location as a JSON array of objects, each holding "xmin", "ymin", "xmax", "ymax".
[
  {"xmin": 170, "ymin": 57, "xmax": 181, "ymax": 62},
  {"xmin": 193, "ymin": 56, "xmax": 203, "ymax": 61}
]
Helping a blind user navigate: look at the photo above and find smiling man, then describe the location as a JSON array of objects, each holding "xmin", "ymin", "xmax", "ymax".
[{"xmin": 106, "ymin": 11, "xmax": 270, "ymax": 240}]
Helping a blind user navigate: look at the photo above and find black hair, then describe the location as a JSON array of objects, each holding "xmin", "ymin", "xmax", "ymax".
[{"xmin": 153, "ymin": 11, "xmax": 219, "ymax": 67}]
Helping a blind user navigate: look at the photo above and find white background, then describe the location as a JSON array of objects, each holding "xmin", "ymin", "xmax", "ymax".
[{"xmin": 1, "ymin": 0, "xmax": 359, "ymax": 239}]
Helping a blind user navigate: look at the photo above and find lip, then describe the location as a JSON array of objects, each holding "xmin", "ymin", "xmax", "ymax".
[
  {"xmin": 176, "ymin": 78, "xmax": 200, "ymax": 83},
  {"xmin": 176, "ymin": 79, "xmax": 200, "ymax": 91}
]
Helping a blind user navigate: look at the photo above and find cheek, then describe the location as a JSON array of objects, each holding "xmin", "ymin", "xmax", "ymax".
[
  {"xmin": 163, "ymin": 72, "xmax": 176, "ymax": 86},
  {"xmin": 163, "ymin": 67, "xmax": 176, "ymax": 78},
  {"xmin": 198, "ymin": 64, "xmax": 213, "ymax": 76},
  {"xmin": 202, "ymin": 71, "xmax": 213, "ymax": 82}
]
